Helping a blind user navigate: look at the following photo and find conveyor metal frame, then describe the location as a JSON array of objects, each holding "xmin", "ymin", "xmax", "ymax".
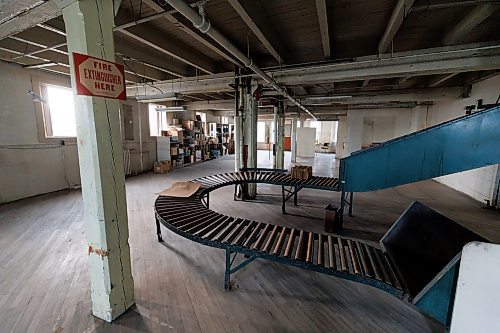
[{"xmin": 155, "ymin": 209, "xmax": 403, "ymax": 297}]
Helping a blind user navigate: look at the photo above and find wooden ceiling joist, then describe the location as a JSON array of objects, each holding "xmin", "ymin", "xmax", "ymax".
[
  {"xmin": 34, "ymin": 22, "xmax": 188, "ymax": 78},
  {"xmin": 378, "ymin": 0, "xmax": 415, "ymax": 54},
  {"xmin": 142, "ymin": 0, "xmax": 240, "ymax": 67},
  {"xmin": 117, "ymin": 24, "xmax": 216, "ymax": 75},
  {"xmin": 428, "ymin": 73, "xmax": 459, "ymax": 87},
  {"xmin": 228, "ymin": 0, "xmax": 285, "ymax": 64},
  {"xmin": 315, "ymin": 0, "xmax": 331, "ymax": 59},
  {"xmin": 442, "ymin": 3, "xmax": 499, "ymax": 45}
]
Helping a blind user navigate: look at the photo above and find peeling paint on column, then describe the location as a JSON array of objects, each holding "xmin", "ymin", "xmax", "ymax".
[{"xmin": 88, "ymin": 245, "xmax": 110, "ymax": 259}]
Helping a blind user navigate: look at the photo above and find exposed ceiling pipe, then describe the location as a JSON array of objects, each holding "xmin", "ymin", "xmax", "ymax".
[{"xmin": 165, "ymin": 0, "xmax": 317, "ymax": 119}]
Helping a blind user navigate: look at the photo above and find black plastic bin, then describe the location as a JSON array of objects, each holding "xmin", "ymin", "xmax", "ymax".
[{"xmin": 324, "ymin": 204, "xmax": 342, "ymax": 232}]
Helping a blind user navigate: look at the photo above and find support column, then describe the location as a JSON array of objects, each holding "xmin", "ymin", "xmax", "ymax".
[
  {"xmin": 234, "ymin": 74, "xmax": 243, "ymax": 172},
  {"xmin": 234, "ymin": 114, "xmax": 243, "ymax": 170},
  {"xmin": 299, "ymin": 114, "xmax": 307, "ymax": 128},
  {"xmin": 272, "ymin": 105, "xmax": 278, "ymax": 168},
  {"xmin": 243, "ymin": 78, "xmax": 258, "ymax": 198},
  {"xmin": 291, "ymin": 114, "xmax": 298, "ymax": 163},
  {"xmin": 62, "ymin": 0, "xmax": 134, "ymax": 322},
  {"xmin": 276, "ymin": 101, "xmax": 285, "ymax": 170}
]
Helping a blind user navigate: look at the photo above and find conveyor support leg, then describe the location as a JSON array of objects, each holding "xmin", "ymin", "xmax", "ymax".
[
  {"xmin": 349, "ymin": 192, "xmax": 354, "ymax": 217},
  {"xmin": 156, "ymin": 217, "xmax": 163, "ymax": 242}
]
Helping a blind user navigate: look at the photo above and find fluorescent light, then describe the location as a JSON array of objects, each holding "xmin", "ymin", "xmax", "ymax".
[
  {"xmin": 136, "ymin": 93, "xmax": 184, "ymax": 103},
  {"xmin": 155, "ymin": 106, "xmax": 187, "ymax": 112},
  {"xmin": 305, "ymin": 95, "xmax": 352, "ymax": 100}
]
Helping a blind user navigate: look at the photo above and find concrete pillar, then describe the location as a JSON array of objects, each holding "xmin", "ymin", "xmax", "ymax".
[
  {"xmin": 62, "ymin": 0, "xmax": 134, "ymax": 322},
  {"xmin": 291, "ymin": 114, "xmax": 298, "ymax": 163},
  {"xmin": 276, "ymin": 102, "xmax": 285, "ymax": 169},
  {"xmin": 243, "ymin": 79, "xmax": 258, "ymax": 198},
  {"xmin": 298, "ymin": 114, "xmax": 307, "ymax": 128}
]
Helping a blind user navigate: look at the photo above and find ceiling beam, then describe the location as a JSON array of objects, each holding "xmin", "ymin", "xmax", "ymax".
[
  {"xmin": 200, "ymin": 93, "xmax": 223, "ymax": 100},
  {"xmin": 128, "ymin": 43, "xmax": 500, "ymax": 96},
  {"xmin": 0, "ymin": 0, "xmax": 60, "ymax": 40},
  {"xmin": 116, "ymin": 25, "xmax": 215, "ymax": 75},
  {"xmin": 11, "ymin": 41, "xmax": 67, "ymax": 59},
  {"xmin": 185, "ymin": 100, "xmax": 234, "ymax": 110},
  {"xmin": 2, "ymin": 36, "xmax": 160, "ymax": 83},
  {"xmin": 378, "ymin": 0, "xmax": 415, "ymax": 54},
  {"xmin": 0, "ymin": 47, "xmax": 142, "ymax": 83},
  {"xmin": 315, "ymin": 0, "xmax": 331, "ymax": 58},
  {"xmin": 293, "ymin": 86, "xmax": 310, "ymax": 95},
  {"xmin": 411, "ymin": 0, "xmax": 498, "ymax": 12},
  {"xmin": 272, "ymin": 44, "xmax": 500, "ymax": 86},
  {"xmin": 34, "ymin": 22, "xmax": 188, "ymax": 78},
  {"xmin": 467, "ymin": 70, "xmax": 499, "ymax": 85},
  {"xmin": 428, "ymin": 73, "xmax": 459, "ymax": 87},
  {"xmin": 228, "ymin": 0, "xmax": 285, "ymax": 64},
  {"xmin": 179, "ymin": 87, "xmax": 463, "ymax": 111},
  {"xmin": 142, "ymin": 0, "xmax": 239, "ymax": 68},
  {"xmin": 442, "ymin": 3, "xmax": 499, "ymax": 45}
]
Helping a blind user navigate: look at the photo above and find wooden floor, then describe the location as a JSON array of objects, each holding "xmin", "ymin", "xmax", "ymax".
[{"xmin": 1, "ymin": 152, "xmax": 498, "ymax": 333}]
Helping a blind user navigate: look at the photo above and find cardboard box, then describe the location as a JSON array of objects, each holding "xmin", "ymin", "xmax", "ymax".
[
  {"xmin": 182, "ymin": 120, "xmax": 194, "ymax": 130},
  {"xmin": 154, "ymin": 162, "xmax": 163, "ymax": 174},
  {"xmin": 154, "ymin": 161, "xmax": 172, "ymax": 174},
  {"xmin": 291, "ymin": 165, "xmax": 312, "ymax": 180},
  {"xmin": 160, "ymin": 160, "xmax": 172, "ymax": 172}
]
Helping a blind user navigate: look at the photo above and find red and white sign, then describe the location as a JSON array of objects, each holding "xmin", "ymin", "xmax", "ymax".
[{"xmin": 73, "ymin": 52, "xmax": 126, "ymax": 100}]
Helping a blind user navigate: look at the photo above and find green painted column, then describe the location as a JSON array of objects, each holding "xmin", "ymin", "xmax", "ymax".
[
  {"xmin": 272, "ymin": 105, "xmax": 278, "ymax": 168},
  {"xmin": 243, "ymin": 79, "xmax": 258, "ymax": 198},
  {"xmin": 291, "ymin": 114, "xmax": 298, "ymax": 163},
  {"xmin": 276, "ymin": 102, "xmax": 285, "ymax": 169},
  {"xmin": 62, "ymin": 0, "xmax": 134, "ymax": 322}
]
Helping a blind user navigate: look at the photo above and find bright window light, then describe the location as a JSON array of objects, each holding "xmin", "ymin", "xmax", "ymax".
[
  {"xmin": 257, "ymin": 121, "xmax": 266, "ymax": 143},
  {"xmin": 46, "ymin": 85, "xmax": 76, "ymax": 137},
  {"xmin": 148, "ymin": 103, "xmax": 169, "ymax": 136}
]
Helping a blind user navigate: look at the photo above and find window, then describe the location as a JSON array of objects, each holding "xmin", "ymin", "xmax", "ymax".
[
  {"xmin": 42, "ymin": 85, "xmax": 76, "ymax": 137},
  {"xmin": 257, "ymin": 121, "xmax": 266, "ymax": 143},
  {"xmin": 148, "ymin": 103, "xmax": 169, "ymax": 136}
]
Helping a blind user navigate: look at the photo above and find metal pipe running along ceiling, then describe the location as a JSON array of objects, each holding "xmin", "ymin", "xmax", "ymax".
[{"xmin": 165, "ymin": 0, "xmax": 317, "ymax": 120}]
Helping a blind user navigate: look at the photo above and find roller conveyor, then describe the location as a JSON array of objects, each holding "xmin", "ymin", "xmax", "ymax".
[
  {"xmin": 155, "ymin": 171, "xmax": 403, "ymax": 298},
  {"xmin": 192, "ymin": 171, "xmax": 340, "ymax": 191},
  {"xmin": 155, "ymin": 172, "xmax": 489, "ymax": 327},
  {"xmin": 156, "ymin": 192, "xmax": 402, "ymax": 295}
]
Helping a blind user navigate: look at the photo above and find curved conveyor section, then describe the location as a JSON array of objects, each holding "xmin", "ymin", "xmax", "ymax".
[{"xmin": 155, "ymin": 171, "xmax": 404, "ymax": 297}]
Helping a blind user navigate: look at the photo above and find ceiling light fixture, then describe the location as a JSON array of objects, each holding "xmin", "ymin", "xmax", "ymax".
[
  {"xmin": 136, "ymin": 93, "xmax": 184, "ymax": 103},
  {"xmin": 155, "ymin": 106, "xmax": 188, "ymax": 112}
]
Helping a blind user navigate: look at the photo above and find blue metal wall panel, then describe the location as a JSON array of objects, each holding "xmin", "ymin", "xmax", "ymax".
[
  {"xmin": 414, "ymin": 261, "xmax": 459, "ymax": 326},
  {"xmin": 340, "ymin": 106, "xmax": 500, "ymax": 192}
]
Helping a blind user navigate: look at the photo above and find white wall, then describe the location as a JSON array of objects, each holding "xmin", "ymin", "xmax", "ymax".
[
  {"xmin": 318, "ymin": 121, "xmax": 338, "ymax": 145},
  {"xmin": 339, "ymin": 74, "xmax": 499, "ymax": 203},
  {"xmin": 0, "ymin": 61, "xmax": 155, "ymax": 204},
  {"xmin": 430, "ymin": 74, "xmax": 500, "ymax": 203},
  {"xmin": 344, "ymin": 107, "xmax": 426, "ymax": 156}
]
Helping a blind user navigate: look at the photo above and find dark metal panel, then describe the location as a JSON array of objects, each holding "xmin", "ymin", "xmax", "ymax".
[{"xmin": 380, "ymin": 201, "xmax": 487, "ymax": 299}]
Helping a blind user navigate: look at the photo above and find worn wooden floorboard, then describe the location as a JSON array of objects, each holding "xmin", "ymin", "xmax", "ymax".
[{"xmin": 1, "ymin": 152, "xmax": 498, "ymax": 332}]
